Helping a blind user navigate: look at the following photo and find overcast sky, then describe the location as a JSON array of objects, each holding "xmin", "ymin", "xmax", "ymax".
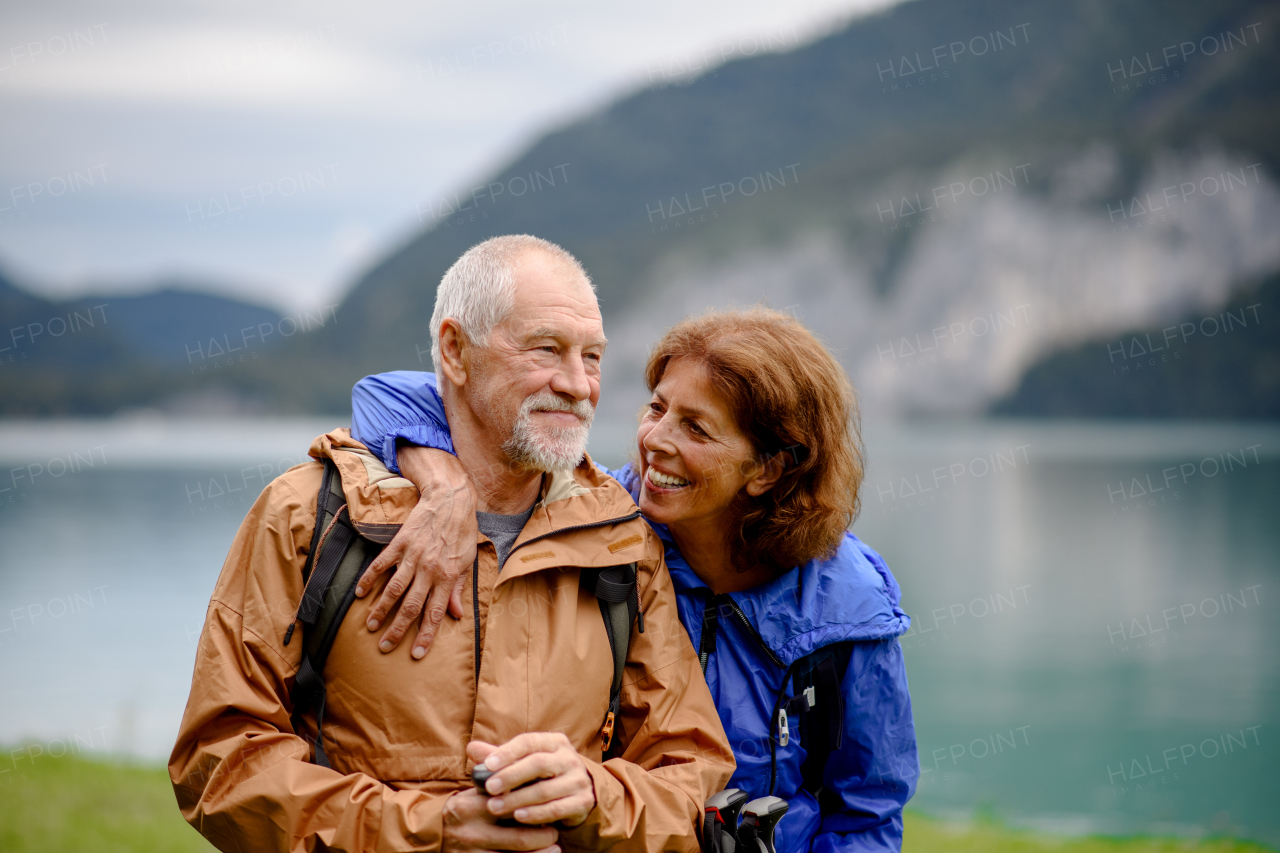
[{"xmin": 0, "ymin": 0, "xmax": 905, "ymax": 312}]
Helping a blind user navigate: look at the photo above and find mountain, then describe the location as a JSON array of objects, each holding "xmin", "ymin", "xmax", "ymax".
[
  {"xmin": 315, "ymin": 0, "xmax": 1280, "ymax": 426},
  {"xmin": 4, "ymin": 0, "xmax": 1279, "ymax": 419},
  {"xmin": 0, "ymin": 273, "xmax": 315, "ymax": 416},
  {"xmin": 92, "ymin": 285, "xmax": 286, "ymax": 363},
  {"xmin": 993, "ymin": 270, "xmax": 1280, "ymax": 417}
]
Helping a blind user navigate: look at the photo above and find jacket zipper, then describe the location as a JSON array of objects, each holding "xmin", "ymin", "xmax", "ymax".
[
  {"xmin": 719, "ymin": 594, "xmax": 785, "ymax": 667},
  {"xmin": 699, "ymin": 594, "xmax": 786, "ymax": 673},
  {"xmin": 481, "ymin": 511, "xmax": 643, "ymax": 679},
  {"xmin": 698, "ymin": 597, "xmax": 719, "ymax": 675},
  {"xmin": 767, "ymin": 659, "xmax": 803, "ymax": 796},
  {"xmin": 705, "ymin": 593, "xmax": 790, "ymax": 795},
  {"xmin": 472, "ymin": 555, "xmax": 481, "ymax": 682},
  {"xmin": 506, "ymin": 511, "xmax": 643, "ymax": 557}
]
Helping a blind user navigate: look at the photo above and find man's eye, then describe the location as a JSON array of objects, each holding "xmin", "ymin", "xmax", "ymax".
[{"xmin": 539, "ymin": 346, "xmax": 557, "ymax": 354}]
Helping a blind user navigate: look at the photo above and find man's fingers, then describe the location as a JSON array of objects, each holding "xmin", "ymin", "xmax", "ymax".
[
  {"xmin": 377, "ymin": 579, "xmax": 430, "ymax": 653},
  {"xmin": 474, "ymin": 825, "xmax": 559, "ymax": 852},
  {"xmin": 366, "ymin": 562, "xmax": 418, "ymax": 635},
  {"xmin": 408, "ymin": 583, "xmax": 453, "ymax": 659},
  {"xmin": 486, "ymin": 750, "xmax": 562, "ymax": 794},
  {"xmin": 487, "ymin": 773, "xmax": 581, "ymax": 814},
  {"xmin": 496, "ymin": 828, "xmax": 560, "ymax": 852},
  {"xmin": 355, "ymin": 543, "xmax": 403, "ymax": 598},
  {"xmin": 444, "ymin": 792, "xmax": 559, "ymax": 851},
  {"xmin": 510, "ymin": 795, "xmax": 594, "ymax": 828},
  {"xmin": 472, "ymin": 733, "xmax": 593, "ymax": 827},
  {"xmin": 467, "ymin": 741, "xmax": 497, "ymax": 764},
  {"xmin": 482, "ymin": 732, "xmax": 570, "ymax": 773},
  {"xmin": 443, "ymin": 788, "xmax": 490, "ymax": 821}
]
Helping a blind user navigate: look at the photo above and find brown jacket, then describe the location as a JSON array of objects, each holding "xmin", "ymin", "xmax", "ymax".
[{"xmin": 170, "ymin": 429, "xmax": 733, "ymax": 853}]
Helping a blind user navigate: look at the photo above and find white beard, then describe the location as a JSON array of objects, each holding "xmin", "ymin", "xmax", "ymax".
[{"xmin": 503, "ymin": 391, "xmax": 594, "ymax": 471}]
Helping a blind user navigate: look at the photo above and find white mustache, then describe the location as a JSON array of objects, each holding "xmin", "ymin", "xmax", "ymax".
[
  {"xmin": 504, "ymin": 390, "xmax": 593, "ymax": 471},
  {"xmin": 519, "ymin": 391, "xmax": 594, "ymax": 425}
]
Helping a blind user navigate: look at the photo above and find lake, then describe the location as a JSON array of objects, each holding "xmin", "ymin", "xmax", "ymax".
[{"xmin": 0, "ymin": 418, "xmax": 1276, "ymax": 845}]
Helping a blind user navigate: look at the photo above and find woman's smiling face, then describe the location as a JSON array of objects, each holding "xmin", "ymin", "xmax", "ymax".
[{"xmin": 636, "ymin": 357, "xmax": 774, "ymax": 531}]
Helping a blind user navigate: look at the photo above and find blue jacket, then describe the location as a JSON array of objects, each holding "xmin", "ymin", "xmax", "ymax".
[{"xmin": 351, "ymin": 372, "xmax": 919, "ymax": 852}]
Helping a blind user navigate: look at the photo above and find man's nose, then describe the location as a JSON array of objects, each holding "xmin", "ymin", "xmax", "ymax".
[{"xmin": 550, "ymin": 352, "xmax": 592, "ymax": 401}]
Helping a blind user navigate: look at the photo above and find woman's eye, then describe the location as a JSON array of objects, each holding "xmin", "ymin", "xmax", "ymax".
[
  {"xmin": 687, "ymin": 421, "xmax": 706, "ymax": 436},
  {"xmin": 648, "ymin": 402, "xmax": 663, "ymax": 414}
]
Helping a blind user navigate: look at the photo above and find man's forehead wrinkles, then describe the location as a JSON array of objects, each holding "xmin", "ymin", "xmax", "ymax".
[
  {"xmin": 507, "ymin": 308, "xmax": 604, "ymax": 338},
  {"xmin": 527, "ymin": 326, "xmax": 571, "ymax": 340},
  {"xmin": 509, "ymin": 293, "xmax": 599, "ymax": 315}
]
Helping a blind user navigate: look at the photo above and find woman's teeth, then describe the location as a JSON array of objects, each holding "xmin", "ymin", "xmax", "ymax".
[{"xmin": 646, "ymin": 467, "xmax": 690, "ymax": 488}]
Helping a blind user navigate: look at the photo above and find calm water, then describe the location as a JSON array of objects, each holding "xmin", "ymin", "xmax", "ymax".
[{"xmin": 0, "ymin": 419, "xmax": 1276, "ymax": 844}]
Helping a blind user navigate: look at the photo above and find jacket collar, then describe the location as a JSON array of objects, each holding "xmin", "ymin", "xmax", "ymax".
[
  {"xmin": 501, "ymin": 459, "xmax": 645, "ymax": 582},
  {"xmin": 310, "ymin": 429, "xmax": 420, "ymax": 543},
  {"xmin": 311, "ymin": 429, "xmax": 646, "ymax": 579},
  {"xmin": 667, "ymin": 536, "xmax": 910, "ymax": 665}
]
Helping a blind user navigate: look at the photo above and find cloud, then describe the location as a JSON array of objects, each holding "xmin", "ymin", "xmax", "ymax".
[
  {"xmin": 3, "ymin": 22, "xmax": 402, "ymax": 112},
  {"xmin": 0, "ymin": 0, "xmax": 908, "ymax": 311}
]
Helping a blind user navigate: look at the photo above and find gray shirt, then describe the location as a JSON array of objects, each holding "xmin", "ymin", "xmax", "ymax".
[{"xmin": 476, "ymin": 501, "xmax": 537, "ymax": 571}]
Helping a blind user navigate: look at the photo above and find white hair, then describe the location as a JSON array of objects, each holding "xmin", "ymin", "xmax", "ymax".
[{"xmin": 429, "ymin": 234, "xmax": 592, "ymax": 370}]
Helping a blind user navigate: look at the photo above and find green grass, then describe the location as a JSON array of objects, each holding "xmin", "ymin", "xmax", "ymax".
[
  {"xmin": 0, "ymin": 751, "xmax": 213, "ymax": 853},
  {"xmin": 903, "ymin": 813, "xmax": 1275, "ymax": 853},
  {"xmin": 0, "ymin": 750, "xmax": 1272, "ymax": 853}
]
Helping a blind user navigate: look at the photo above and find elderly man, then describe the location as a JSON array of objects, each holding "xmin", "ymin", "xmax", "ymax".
[{"xmin": 170, "ymin": 235, "xmax": 734, "ymax": 853}]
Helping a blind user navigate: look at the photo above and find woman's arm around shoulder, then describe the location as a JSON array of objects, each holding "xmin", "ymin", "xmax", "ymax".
[{"xmin": 351, "ymin": 370, "xmax": 452, "ymax": 473}]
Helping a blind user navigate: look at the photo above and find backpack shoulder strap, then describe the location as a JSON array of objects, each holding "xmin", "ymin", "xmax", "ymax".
[
  {"xmin": 579, "ymin": 562, "xmax": 642, "ymax": 753},
  {"xmin": 790, "ymin": 640, "xmax": 855, "ymax": 803},
  {"xmin": 284, "ymin": 458, "xmax": 384, "ymax": 767},
  {"xmin": 301, "ymin": 458, "xmax": 345, "ymax": 585}
]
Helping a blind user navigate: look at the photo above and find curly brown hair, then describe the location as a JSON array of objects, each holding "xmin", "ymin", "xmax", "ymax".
[{"xmin": 644, "ymin": 307, "xmax": 864, "ymax": 574}]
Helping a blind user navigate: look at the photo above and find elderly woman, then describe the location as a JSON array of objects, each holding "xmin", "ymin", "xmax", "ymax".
[{"xmin": 350, "ymin": 308, "xmax": 918, "ymax": 852}]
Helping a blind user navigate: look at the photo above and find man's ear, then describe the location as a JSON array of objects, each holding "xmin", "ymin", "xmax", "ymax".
[
  {"xmin": 744, "ymin": 452, "xmax": 786, "ymax": 497},
  {"xmin": 437, "ymin": 319, "xmax": 469, "ymax": 387}
]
